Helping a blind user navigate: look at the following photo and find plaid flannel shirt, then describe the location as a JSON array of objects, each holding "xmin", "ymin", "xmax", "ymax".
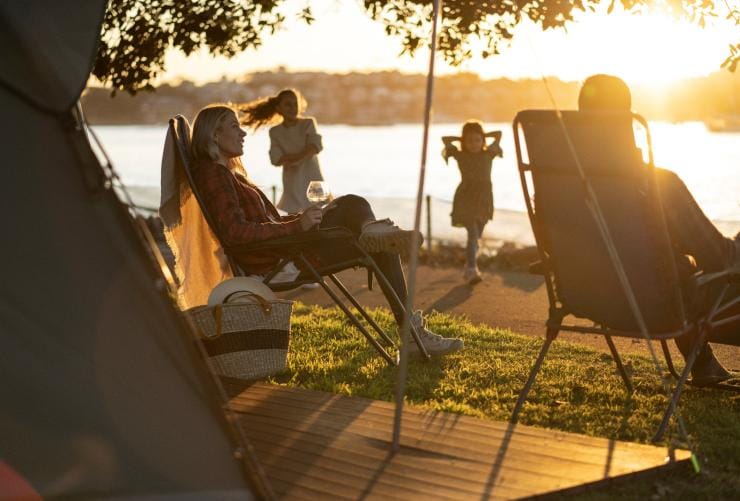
[{"xmin": 193, "ymin": 161, "xmax": 302, "ymax": 274}]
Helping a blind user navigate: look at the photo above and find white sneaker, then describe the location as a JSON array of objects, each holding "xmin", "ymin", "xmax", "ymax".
[
  {"xmin": 270, "ymin": 261, "xmax": 301, "ymax": 284},
  {"xmin": 406, "ymin": 311, "xmax": 463, "ymax": 356},
  {"xmin": 463, "ymin": 266, "xmax": 482, "ymax": 285},
  {"xmin": 358, "ymin": 219, "xmax": 422, "ymax": 258},
  {"xmin": 251, "ymin": 262, "xmax": 302, "ymax": 288}
]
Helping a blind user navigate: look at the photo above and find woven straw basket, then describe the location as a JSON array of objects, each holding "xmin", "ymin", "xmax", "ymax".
[{"xmin": 187, "ymin": 296, "xmax": 293, "ymax": 380}]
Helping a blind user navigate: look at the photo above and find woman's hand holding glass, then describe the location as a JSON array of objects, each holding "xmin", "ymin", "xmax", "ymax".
[
  {"xmin": 299, "ymin": 205, "xmax": 323, "ymax": 231},
  {"xmin": 300, "ymin": 181, "xmax": 331, "ymax": 230}
]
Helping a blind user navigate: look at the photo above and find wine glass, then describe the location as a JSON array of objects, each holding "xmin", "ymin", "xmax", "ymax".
[{"xmin": 306, "ymin": 180, "xmax": 331, "ymax": 206}]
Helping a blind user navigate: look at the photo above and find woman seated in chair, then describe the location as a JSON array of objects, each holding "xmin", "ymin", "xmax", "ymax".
[{"xmin": 190, "ymin": 103, "xmax": 463, "ymax": 356}]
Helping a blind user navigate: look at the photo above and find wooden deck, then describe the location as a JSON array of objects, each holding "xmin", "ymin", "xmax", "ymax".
[{"xmin": 225, "ymin": 382, "xmax": 689, "ymax": 500}]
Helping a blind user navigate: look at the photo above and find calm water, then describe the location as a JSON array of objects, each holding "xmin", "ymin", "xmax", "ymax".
[{"xmin": 94, "ymin": 122, "xmax": 740, "ymax": 242}]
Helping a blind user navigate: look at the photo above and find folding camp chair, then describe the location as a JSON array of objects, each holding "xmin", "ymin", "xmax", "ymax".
[
  {"xmin": 167, "ymin": 115, "xmax": 430, "ymax": 365},
  {"xmin": 510, "ymin": 109, "xmax": 740, "ymax": 441}
]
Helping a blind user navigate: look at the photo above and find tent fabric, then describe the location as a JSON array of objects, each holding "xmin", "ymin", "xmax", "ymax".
[
  {"xmin": 0, "ymin": 1, "xmax": 255, "ymax": 498},
  {"xmin": 0, "ymin": 0, "xmax": 106, "ymax": 114},
  {"xmin": 160, "ymin": 119, "xmax": 233, "ymax": 309}
]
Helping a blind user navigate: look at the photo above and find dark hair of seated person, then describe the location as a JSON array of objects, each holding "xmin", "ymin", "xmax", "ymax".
[{"xmin": 578, "ymin": 74, "xmax": 632, "ymax": 111}]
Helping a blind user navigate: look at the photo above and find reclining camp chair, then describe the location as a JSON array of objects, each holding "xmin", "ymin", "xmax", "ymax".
[
  {"xmin": 510, "ymin": 109, "xmax": 740, "ymax": 441},
  {"xmin": 167, "ymin": 115, "xmax": 430, "ymax": 365}
]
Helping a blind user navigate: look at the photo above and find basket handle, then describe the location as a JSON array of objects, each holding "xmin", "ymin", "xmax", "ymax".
[
  {"xmin": 222, "ymin": 291, "xmax": 273, "ymax": 314},
  {"xmin": 211, "ymin": 304, "xmax": 223, "ymax": 338},
  {"xmin": 207, "ymin": 292, "xmax": 275, "ymax": 338}
]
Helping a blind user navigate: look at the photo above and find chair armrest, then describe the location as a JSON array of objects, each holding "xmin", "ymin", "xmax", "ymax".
[
  {"xmin": 694, "ymin": 264, "xmax": 740, "ymax": 289},
  {"xmin": 225, "ymin": 227, "xmax": 355, "ymax": 255}
]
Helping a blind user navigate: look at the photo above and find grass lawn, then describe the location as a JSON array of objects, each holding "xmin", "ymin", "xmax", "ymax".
[{"xmin": 267, "ymin": 303, "xmax": 740, "ymax": 499}]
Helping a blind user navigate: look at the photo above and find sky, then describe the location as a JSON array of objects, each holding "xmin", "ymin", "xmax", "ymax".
[{"xmin": 162, "ymin": 0, "xmax": 738, "ymax": 87}]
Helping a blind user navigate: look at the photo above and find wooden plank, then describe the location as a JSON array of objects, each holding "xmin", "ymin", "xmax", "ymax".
[
  {"xmin": 229, "ymin": 384, "xmax": 682, "ymax": 469},
  {"xmin": 246, "ymin": 425, "xmax": 552, "ymax": 499},
  {"xmin": 233, "ymin": 383, "xmax": 668, "ymax": 453},
  {"xmin": 239, "ymin": 411, "xmax": 665, "ymax": 499},
  {"xmin": 238, "ymin": 409, "xmax": 622, "ymax": 485},
  {"xmin": 228, "ymin": 382, "xmax": 688, "ymax": 499}
]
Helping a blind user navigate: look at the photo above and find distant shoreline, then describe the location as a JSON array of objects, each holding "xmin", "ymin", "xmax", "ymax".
[
  {"xmin": 82, "ymin": 69, "xmax": 739, "ymax": 126},
  {"xmin": 89, "ymin": 118, "xmax": 726, "ymax": 127}
]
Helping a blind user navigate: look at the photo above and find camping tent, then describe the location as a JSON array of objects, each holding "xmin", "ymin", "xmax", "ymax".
[{"xmin": 0, "ymin": 2, "xmax": 258, "ymax": 498}]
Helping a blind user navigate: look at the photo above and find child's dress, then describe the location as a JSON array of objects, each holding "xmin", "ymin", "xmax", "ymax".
[
  {"xmin": 269, "ymin": 117, "xmax": 324, "ymax": 213},
  {"xmin": 447, "ymin": 145, "xmax": 501, "ymax": 228}
]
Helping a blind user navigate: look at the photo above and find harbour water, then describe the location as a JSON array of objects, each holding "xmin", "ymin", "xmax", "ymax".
[{"xmin": 94, "ymin": 121, "xmax": 740, "ymax": 246}]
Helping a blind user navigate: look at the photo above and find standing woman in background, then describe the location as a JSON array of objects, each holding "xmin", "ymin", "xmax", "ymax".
[
  {"xmin": 240, "ymin": 88, "xmax": 325, "ymax": 213},
  {"xmin": 442, "ymin": 120, "xmax": 503, "ymax": 285}
]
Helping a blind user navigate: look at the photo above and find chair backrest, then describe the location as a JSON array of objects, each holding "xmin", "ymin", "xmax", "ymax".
[
  {"xmin": 513, "ymin": 110, "xmax": 685, "ymax": 333},
  {"xmin": 168, "ymin": 114, "xmax": 242, "ymax": 274}
]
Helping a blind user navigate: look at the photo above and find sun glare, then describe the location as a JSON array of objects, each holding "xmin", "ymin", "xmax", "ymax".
[
  {"xmin": 564, "ymin": 12, "xmax": 733, "ymax": 86},
  {"xmin": 162, "ymin": 3, "xmax": 735, "ymax": 88},
  {"xmin": 465, "ymin": 10, "xmax": 735, "ymax": 87}
]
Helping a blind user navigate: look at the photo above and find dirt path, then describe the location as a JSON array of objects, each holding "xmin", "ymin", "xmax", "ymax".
[{"xmin": 277, "ymin": 264, "xmax": 740, "ymax": 371}]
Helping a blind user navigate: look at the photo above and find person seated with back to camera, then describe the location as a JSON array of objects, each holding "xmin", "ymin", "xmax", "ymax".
[
  {"xmin": 189, "ymin": 103, "xmax": 464, "ymax": 356},
  {"xmin": 578, "ymin": 74, "xmax": 740, "ymax": 385}
]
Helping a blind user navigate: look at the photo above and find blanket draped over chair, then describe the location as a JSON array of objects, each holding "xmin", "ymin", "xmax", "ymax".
[{"xmin": 159, "ymin": 123, "xmax": 232, "ymax": 309}]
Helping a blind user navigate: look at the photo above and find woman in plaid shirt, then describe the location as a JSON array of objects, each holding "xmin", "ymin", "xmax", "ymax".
[{"xmin": 190, "ymin": 104, "xmax": 464, "ymax": 357}]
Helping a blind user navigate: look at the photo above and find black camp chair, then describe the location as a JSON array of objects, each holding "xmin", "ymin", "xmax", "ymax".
[
  {"xmin": 510, "ymin": 109, "xmax": 740, "ymax": 441},
  {"xmin": 167, "ymin": 115, "xmax": 430, "ymax": 365}
]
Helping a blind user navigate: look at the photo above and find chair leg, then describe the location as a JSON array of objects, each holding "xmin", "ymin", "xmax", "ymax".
[
  {"xmin": 661, "ymin": 340, "xmax": 682, "ymax": 380},
  {"xmin": 262, "ymin": 258, "xmax": 290, "ymax": 283},
  {"xmin": 511, "ymin": 327, "xmax": 558, "ymax": 423},
  {"xmin": 359, "ymin": 252, "xmax": 431, "ymax": 361},
  {"xmin": 329, "ymin": 274, "xmax": 395, "ymax": 347},
  {"xmin": 604, "ymin": 335, "xmax": 634, "ymax": 394},
  {"xmin": 296, "ymin": 256, "xmax": 397, "ymax": 366},
  {"xmin": 653, "ymin": 326, "xmax": 710, "ymax": 442}
]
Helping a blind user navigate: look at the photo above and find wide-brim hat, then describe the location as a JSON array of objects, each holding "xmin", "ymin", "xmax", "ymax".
[{"xmin": 207, "ymin": 277, "xmax": 277, "ymax": 306}]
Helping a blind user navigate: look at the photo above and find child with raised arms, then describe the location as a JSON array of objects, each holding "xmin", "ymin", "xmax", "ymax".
[{"xmin": 442, "ymin": 121, "xmax": 503, "ymax": 284}]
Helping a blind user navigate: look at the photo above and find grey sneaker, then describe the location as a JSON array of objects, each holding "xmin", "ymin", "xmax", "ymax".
[
  {"xmin": 358, "ymin": 219, "xmax": 422, "ymax": 258},
  {"xmin": 406, "ymin": 311, "xmax": 463, "ymax": 356},
  {"xmin": 463, "ymin": 266, "xmax": 482, "ymax": 285}
]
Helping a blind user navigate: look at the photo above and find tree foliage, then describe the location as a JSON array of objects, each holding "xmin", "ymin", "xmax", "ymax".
[
  {"xmin": 363, "ymin": 0, "xmax": 737, "ymax": 67},
  {"xmin": 95, "ymin": 0, "xmax": 738, "ymax": 94},
  {"xmin": 93, "ymin": 0, "xmax": 289, "ymax": 94}
]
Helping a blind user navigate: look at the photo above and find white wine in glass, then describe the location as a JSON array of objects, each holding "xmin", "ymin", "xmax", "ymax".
[{"xmin": 306, "ymin": 180, "xmax": 331, "ymax": 206}]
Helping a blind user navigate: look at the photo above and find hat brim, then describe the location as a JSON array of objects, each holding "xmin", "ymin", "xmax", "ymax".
[{"xmin": 207, "ymin": 277, "xmax": 277, "ymax": 306}]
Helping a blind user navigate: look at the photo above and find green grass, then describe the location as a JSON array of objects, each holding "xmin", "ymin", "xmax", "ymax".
[{"xmin": 268, "ymin": 303, "xmax": 740, "ymax": 499}]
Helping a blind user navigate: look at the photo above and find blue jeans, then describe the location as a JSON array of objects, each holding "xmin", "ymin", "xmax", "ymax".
[{"xmin": 305, "ymin": 195, "xmax": 409, "ymax": 324}]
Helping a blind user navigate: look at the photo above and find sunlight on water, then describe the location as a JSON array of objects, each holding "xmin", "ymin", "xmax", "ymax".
[
  {"xmin": 649, "ymin": 122, "xmax": 739, "ymax": 222},
  {"xmin": 93, "ymin": 121, "xmax": 739, "ymax": 233}
]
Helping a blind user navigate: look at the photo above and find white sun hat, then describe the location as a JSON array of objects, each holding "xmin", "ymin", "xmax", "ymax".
[{"xmin": 207, "ymin": 277, "xmax": 277, "ymax": 306}]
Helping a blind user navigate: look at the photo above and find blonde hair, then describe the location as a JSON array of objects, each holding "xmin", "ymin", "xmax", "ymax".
[
  {"xmin": 190, "ymin": 104, "xmax": 237, "ymax": 164},
  {"xmin": 239, "ymin": 88, "xmax": 307, "ymax": 130}
]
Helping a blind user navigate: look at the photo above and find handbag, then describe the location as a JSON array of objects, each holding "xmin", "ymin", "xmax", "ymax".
[{"xmin": 187, "ymin": 291, "xmax": 293, "ymax": 380}]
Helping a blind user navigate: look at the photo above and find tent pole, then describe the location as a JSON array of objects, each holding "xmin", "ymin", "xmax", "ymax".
[{"xmin": 392, "ymin": 0, "xmax": 443, "ymax": 452}]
